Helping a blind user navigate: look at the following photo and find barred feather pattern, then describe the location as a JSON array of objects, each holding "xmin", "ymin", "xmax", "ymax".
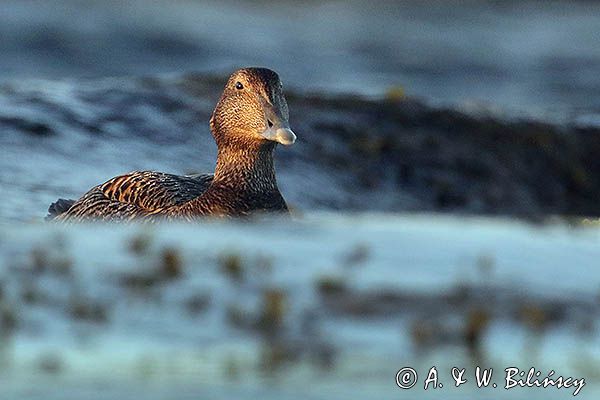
[{"xmin": 53, "ymin": 172, "xmax": 214, "ymax": 222}]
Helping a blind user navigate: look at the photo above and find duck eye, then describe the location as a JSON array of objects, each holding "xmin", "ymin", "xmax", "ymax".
[{"xmin": 235, "ymin": 82, "xmax": 244, "ymax": 90}]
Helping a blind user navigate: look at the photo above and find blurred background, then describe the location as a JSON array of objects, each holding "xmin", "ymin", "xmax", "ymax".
[
  {"xmin": 1, "ymin": 1, "xmax": 600, "ymax": 399},
  {"xmin": 2, "ymin": 0, "xmax": 600, "ymax": 122}
]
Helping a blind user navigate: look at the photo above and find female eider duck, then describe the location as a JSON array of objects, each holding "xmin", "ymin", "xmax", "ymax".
[{"xmin": 48, "ymin": 67, "xmax": 296, "ymax": 222}]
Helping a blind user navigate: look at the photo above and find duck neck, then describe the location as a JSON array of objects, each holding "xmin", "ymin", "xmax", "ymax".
[
  {"xmin": 172, "ymin": 135, "xmax": 287, "ymax": 218},
  {"xmin": 212, "ymin": 139, "xmax": 279, "ymax": 193}
]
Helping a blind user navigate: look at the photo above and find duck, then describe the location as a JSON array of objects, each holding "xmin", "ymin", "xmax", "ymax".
[{"xmin": 47, "ymin": 67, "xmax": 296, "ymax": 222}]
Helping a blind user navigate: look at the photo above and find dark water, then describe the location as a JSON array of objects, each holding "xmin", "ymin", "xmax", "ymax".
[
  {"xmin": 2, "ymin": 72, "xmax": 600, "ymax": 223},
  {"xmin": 1, "ymin": 0, "xmax": 600, "ymax": 124}
]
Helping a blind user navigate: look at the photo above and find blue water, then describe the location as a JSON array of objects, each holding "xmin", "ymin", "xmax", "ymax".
[
  {"xmin": 1, "ymin": 0, "xmax": 599, "ymax": 124},
  {"xmin": 1, "ymin": 215, "xmax": 599, "ymax": 399}
]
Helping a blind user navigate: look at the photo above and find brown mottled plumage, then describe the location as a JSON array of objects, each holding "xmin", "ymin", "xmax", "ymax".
[{"xmin": 48, "ymin": 67, "xmax": 296, "ymax": 222}]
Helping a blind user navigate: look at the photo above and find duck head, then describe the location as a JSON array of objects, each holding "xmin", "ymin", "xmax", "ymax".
[{"xmin": 210, "ymin": 67, "xmax": 296, "ymax": 147}]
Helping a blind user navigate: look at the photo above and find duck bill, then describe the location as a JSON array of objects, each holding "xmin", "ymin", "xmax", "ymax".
[
  {"xmin": 261, "ymin": 103, "xmax": 296, "ymax": 146},
  {"xmin": 261, "ymin": 127, "xmax": 296, "ymax": 146}
]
